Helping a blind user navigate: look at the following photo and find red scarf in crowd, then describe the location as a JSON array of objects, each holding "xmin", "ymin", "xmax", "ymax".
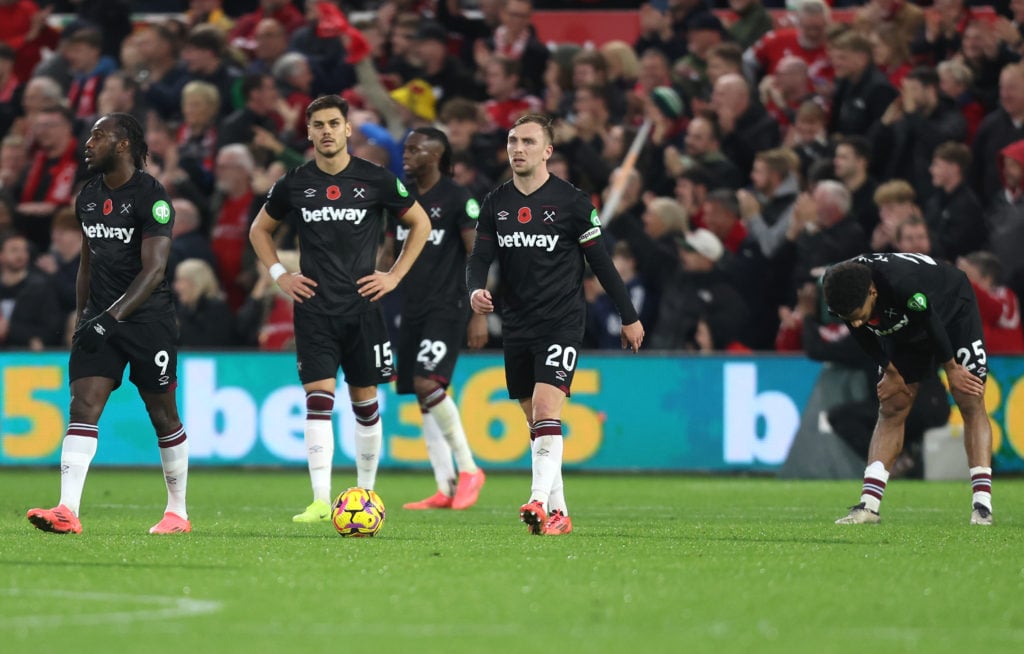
[
  {"xmin": 68, "ymin": 74, "xmax": 102, "ymax": 119},
  {"xmin": 20, "ymin": 141, "xmax": 78, "ymax": 205}
]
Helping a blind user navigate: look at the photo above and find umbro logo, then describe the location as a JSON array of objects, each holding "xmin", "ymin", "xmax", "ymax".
[
  {"xmin": 498, "ymin": 211, "xmax": 509, "ymax": 221},
  {"xmin": 84, "ymin": 202, "xmax": 96, "ymax": 212},
  {"xmin": 304, "ymin": 188, "xmax": 316, "ymax": 198}
]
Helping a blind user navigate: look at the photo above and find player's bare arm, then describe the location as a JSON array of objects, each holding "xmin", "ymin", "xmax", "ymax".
[
  {"xmin": 106, "ymin": 235, "xmax": 171, "ymax": 321},
  {"xmin": 249, "ymin": 205, "xmax": 318, "ymax": 303},
  {"xmin": 942, "ymin": 358, "xmax": 986, "ymax": 396},
  {"xmin": 359, "ymin": 200, "xmax": 430, "ymax": 302},
  {"xmin": 461, "ymin": 229, "xmax": 488, "ymax": 348}
]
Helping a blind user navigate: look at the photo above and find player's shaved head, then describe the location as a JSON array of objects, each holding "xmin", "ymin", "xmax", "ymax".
[{"xmin": 411, "ymin": 126, "xmax": 453, "ymax": 176}]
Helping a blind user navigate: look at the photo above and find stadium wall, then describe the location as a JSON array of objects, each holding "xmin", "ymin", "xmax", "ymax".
[{"xmin": 2, "ymin": 352, "xmax": 1023, "ymax": 472}]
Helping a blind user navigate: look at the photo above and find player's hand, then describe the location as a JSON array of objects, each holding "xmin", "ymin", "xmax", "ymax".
[
  {"xmin": 945, "ymin": 363, "xmax": 985, "ymax": 397},
  {"xmin": 277, "ymin": 272, "xmax": 318, "ymax": 303},
  {"xmin": 876, "ymin": 366, "xmax": 911, "ymax": 403},
  {"xmin": 470, "ymin": 289, "xmax": 493, "ymax": 314},
  {"xmin": 467, "ymin": 313, "xmax": 488, "ymax": 349},
  {"xmin": 621, "ymin": 320, "xmax": 644, "ymax": 353},
  {"xmin": 74, "ymin": 312, "xmax": 117, "ymax": 354},
  {"xmin": 357, "ymin": 271, "xmax": 398, "ymax": 302}
]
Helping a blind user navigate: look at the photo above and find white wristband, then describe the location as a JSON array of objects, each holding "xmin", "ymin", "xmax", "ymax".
[{"xmin": 269, "ymin": 262, "xmax": 287, "ymax": 282}]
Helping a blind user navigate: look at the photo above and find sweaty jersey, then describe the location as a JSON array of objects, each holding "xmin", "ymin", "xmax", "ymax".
[
  {"xmin": 76, "ymin": 170, "xmax": 175, "ymax": 323},
  {"xmin": 838, "ymin": 253, "xmax": 975, "ymax": 366},
  {"xmin": 264, "ymin": 157, "xmax": 415, "ymax": 316},
  {"xmin": 468, "ymin": 175, "xmax": 636, "ymax": 343},
  {"xmin": 387, "ymin": 176, "xmax": 477, "ymax": 321}
]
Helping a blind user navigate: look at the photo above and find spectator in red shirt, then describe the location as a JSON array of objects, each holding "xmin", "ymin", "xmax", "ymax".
[
  {"xmin": 211, "ymin": 144, "xmax": 260, "ymax": 311},
  {"xmin": 938, "ymin": 59, "xmax": 985, "ymax": 144},
  {"xmin": 958, "ymin": 250, "xmax": 1024, "ymax": 354},
  {"xmin": 14, "ymin": 106, "xmax": 79, "ymax": 252},
  {"xmin": 744, "ymin": 0, "xmax": 831, "ymax": 83},
  {"xmin": 702, "ymin": 189, "xmax": 747, "ymax": 255},
  {"xmin": 482, "ymin": 56, "xmax": 541, "ymax": 131},
  {"xmin": 229, "ymin": 0, "xmax": 306, "ymax": 50}
]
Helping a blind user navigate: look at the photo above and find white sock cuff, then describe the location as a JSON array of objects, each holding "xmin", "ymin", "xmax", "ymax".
[
  {"xmin": 969, "ymin": 466, "xmax": 993, "ymax": 477},
  {"xmin": 865, "ymin": 460, "xmax": 889, "ymax": 483}
]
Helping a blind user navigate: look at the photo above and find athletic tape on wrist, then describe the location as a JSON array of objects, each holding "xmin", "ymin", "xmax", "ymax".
[{"xmin": 269, "ymin": 262, "xmax": 287, "ymax": 282}]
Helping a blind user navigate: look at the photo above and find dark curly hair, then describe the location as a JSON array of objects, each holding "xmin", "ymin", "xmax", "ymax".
[
  {"xmin": 822, "ymin": 260, "xmax": 874, "ymax": 318},
  {"xmin": 106, "ymin": 112, "xmax": 148, "ymax": 169}
]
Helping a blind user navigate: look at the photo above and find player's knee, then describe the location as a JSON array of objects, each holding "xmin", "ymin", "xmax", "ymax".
[
  {"xmin": 413, "ymin": 377, "xmax": 442, "ymax": 404},
  {"xmin": 69, "ymin": 395, "xmax": 104, "ymax": 424},
  {"xmin": 879, "ymin": 395, "xmax": 912, "ymax": 420}
]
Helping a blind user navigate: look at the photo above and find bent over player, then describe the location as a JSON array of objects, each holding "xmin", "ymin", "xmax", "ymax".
[
  {"xmin": 249, "ymin": 95, "xmax": 431, "ymax": 522},
  {"xmin": 467, "ymin": 115, "xmax": 644, "ymax": 536},
  {"xmin": 823, "ymin": 253, "xmax": 993, "ymax": 525},
  {"xmin": 27, "ymin": 113, "xmax": 191, "ymax": 535},
  {"xmin": 385, "ymin": 128, "xmax": 487, "ymax": 511}
]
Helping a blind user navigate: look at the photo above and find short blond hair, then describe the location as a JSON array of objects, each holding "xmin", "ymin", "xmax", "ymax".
[
  {"xmin": 646, "ymin": 197, "xmax": 688, "ymax": 233},
  {"xmin": 755, "ymin": 148, "xmax": 799, "ymax": 178},
  {"xmin": 873, "ymin": 179, "xmax": 916, "ymax": 206},
  {"xmin": 600, "ymin": 40, "xmax": 640, "ymax": 80}
]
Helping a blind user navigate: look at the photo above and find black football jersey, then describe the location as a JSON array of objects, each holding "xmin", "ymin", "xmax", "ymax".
[
  {"xmin": 264, "ymin": 157, "xmax": 415, "ymax": 316},
  {"xmin": 472, "ymin": 175, "xmax": 605, "ymax": 342},
  {"xmin": 76, "ymin": 170, "xmax": 175, "ymax": 323},
  {"xmin": 387, "ymin": 176, "xmax": 478, "ymax": 321},
  {"xmin": 841, "ymin": 253, "xmax": 974, "ymax": 363}
]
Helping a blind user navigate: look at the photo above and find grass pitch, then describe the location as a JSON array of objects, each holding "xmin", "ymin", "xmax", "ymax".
[{"xmin": 1, "ymin": 470, "xmax": 1022, "ymax": 654}]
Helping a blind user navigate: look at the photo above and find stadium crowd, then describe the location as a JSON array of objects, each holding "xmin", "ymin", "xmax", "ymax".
[{"xmin": 1, "ymin": 0, "xmax": 1023, "ymax": 355}]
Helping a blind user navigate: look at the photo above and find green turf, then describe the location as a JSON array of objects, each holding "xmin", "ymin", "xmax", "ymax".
[{"xmin": 1, "ymin": 470, "xmax": 1022, "ymax": 653}]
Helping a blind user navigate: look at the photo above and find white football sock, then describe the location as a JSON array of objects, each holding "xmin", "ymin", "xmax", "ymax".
[
  {"xmin": 529, "ymin": 434, "xmax": 563, "ymax": 510},
  {"xmin": 969, "ymin": 466, "xmax": 993, "ymax": 510},
  {"xmin": 548, "ymin": 468, "xmax": 567, "ymax": 515},
  {"xmin": 860, "ymin": 460, "xmax": 890, "ymax": 513},
  {"xmin": 354, "ymin": 421, "xmax": 382, "ymax": 490},
  {"xmin": 305, "ymin": 416, "xmax": 335, "ymax": 504},
  {"xmin": 429, "ymin": 394, "xmax": 478, "ymax": 474},
  {"xmin": 59, "ymin": 431, "xmax": 98, "ymax": 516},
  {"xmin": 159, "ymin": 438, "xmax": 189, "ymax": 519},
  {"xmin": 422, "ymin": 412, "xmax": 456, "ymax": 495}
]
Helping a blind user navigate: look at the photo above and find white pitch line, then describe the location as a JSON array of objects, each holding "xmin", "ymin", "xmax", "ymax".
[{"xmin": 0, "ymin": 589, "xmax": 222, "ymax": 627}]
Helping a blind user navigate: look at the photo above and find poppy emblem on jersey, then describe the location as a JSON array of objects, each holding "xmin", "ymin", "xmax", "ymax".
[
  {"xmin": 103, "ymin": 199, "xmax": 113, "ymax": 215},
  {"xmin": 326, "ymin": 185, "xmax": 341, "ymax": 200},
  {"xmin": 517, "ymin": 207, "xmax": 532, "ymax": 224},
  {"xmin": 353, "ymin": 187, "xmax": 366, "ymax": 198},
  {"xmin": 542, "ymin": 206, "xmax": 557, "ymax": 223},
  {"xmin": 497, "ymin": 211, "xmax": 509, "ymax": 221},
  {"xmin": 429, "ymin": 205, "xmax": 442, "ymax": 219}
]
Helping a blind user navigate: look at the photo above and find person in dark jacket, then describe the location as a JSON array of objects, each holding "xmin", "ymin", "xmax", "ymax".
[
  {"xmin": 711, "ymin": 73, "xmax": 780, "ymax": 177},
  {"xmin": 0, "ymin": 232, "xmax": 62, "ymax": 349},
  {"xmin": 828, "ymin": 31, "xmax": 898, "ymax": 139},
  {"xmin": 172, "ymin": 258, "xmax": 235, "ymax": 348},
  {"xmin": 924, "ymin": 141, "xmax": 986, "ymax": 261}
]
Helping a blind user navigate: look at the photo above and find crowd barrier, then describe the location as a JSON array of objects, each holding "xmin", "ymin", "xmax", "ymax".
[{"xmin": 2, "ymin": 351, "xmax": 1023, "ymax": 472}]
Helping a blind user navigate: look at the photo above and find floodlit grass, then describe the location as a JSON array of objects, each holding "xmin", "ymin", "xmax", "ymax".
[{"xmin": 1, "ymin": 470, "xmax": 1022, "ymax": 653}]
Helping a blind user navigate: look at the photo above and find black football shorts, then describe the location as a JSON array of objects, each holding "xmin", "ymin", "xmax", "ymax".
[
  {"xmin": 395, "ymin": 312, "xmax": 468, "ymax": 395},
  {"xmin": 503, "ymin": 338, "xmax": 581, "ymax": 400},
  {"xmin": 294, "ymin": 305, "xmax": 397, "ymax": 387},
  {"xmin": 69, "ymin": 317, "xmax": 179, "ymax": 393}
]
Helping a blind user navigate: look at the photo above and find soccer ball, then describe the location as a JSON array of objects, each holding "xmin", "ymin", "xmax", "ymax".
[{"xmin": 331, "ymin": 487, "xmax": 386, "ymax": 537}]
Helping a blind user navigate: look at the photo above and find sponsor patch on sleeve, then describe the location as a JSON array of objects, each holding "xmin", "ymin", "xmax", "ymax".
[
  {"xmin": 396, "ymin": 178, "xmax": 409, "ymax": 198},
  {"xmin": 578, "ymin": 226, "xmax": 601, "ymax": 243},
  {"xmin": 590, "ymin": 209, "xmax": 601, "ymax": 227},
  {"xmin": 907, "ymin": 292, "xmax": 928, "ymax": 311},
  {"xmin": 152, "ymin": 200, "xmax": 171, "ymax": 224},
  {"xmin": 466, "ymin": 198, "xmax": 480, "ymax": 219}
]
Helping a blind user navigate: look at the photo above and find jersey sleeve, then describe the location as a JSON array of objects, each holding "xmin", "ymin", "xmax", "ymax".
[
  {"xmin": 571, "ymin": 190, "xmax": 603, "ymax": 247},
  {"xmin": 377, "ymin": 168, "xmax": 416, "ymax": 216},
  {"xmin": 139, "ymin": 180, "xmax": 174, "ymax": 238},
  {"xmin": 263, "ymin": 172, "xmax": 291, "ymax": 222},
  {"xmin": 466, "ymin": 190, "xmax": 497, "ymax": 293}
]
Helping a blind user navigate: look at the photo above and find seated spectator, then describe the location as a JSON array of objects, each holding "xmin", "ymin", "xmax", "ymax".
[
  {"xmin": 644, "ymin": 86, "xmax": 688, "ymax": 196},
  {"xmin": 924, "ymin": 141, "xmax": 986, "ymax": 261},
  {"xmin": 957, "ymin": 251, "xmax": 1024, "ymax": 354},
  {"xmin": 726, "ymin": 0, "xmax": 774, "ymax": 50},
  {"xmin": 34, "ymin": 207, "xmax": 81, "ymax": 327},
  {"xmin": 135, "ymin": 22, "xmax": 191, "ymax": 122},
  {"xmin": 893, "ymin": 214, "xmax": 934, "ymax": 256},
  {"xmin": 601, "ymin": 166, "xmax": 645, "ymax": 252},
  {"xmin": 218, "ymin": 73, "xmax": 294, "ymax": 164},
  {"xmin": 738, "ymin": 147, "xmax": 800, "ymax": 260},
  {"xmin": 13, "ymin": 106, "xmax": 80, "ymax": 252},
  {"xmin": 0, "ymin": 134, "xmax": 28, "ymax": 195},
  {"xmin": 236, "ymin": 250, "xmax": 298, "ymax": 350},
  {"xmin": 598, "ymin": 40, "xmax": 640, "ymax": 109},
  {"xmin": 937, "ymin": 59, "xmax": 985, "ymax": 144},
  {"xmin": 666, "ymin": 110, "xmax": 744, "ymax": 192},
  {"xmin": 551, "ymin": 84, "xmax": 613, "ymax": 195},
  {"xmin": 914, "ymin": 0, "xmax": 974, "ymax": 65},
  {"xmin": 972, "ymin": 63, "xmax": 1024, "ymax": 204},
  {"xmin": 706, "ymin": 42, "xmax": 744, "ymax": 90},
  {"xmin": 439, "ymin": 98, "xmax": 504, "ymax": 182},
  {"xmin": 744, "ymin": 0, "xmax": 831, "ymax": 81},
  {"xmin": 854, "ymin": 0, "xmax": 924, "ymax": 47},
  {"xmin": 452, "ymin": 150, "xmax": 494, "ymax": 202},
  {"xmin": 248, "ymin": 18, "xmax": 290, "ymax": 75},
  {"xmin": 482, "ymin": 56, "xmax": 541, "ymax": 132},
  {"xmin": 957, "ymin": 20, "xmax": 1020, "ymax": 115},
  {"xmin": 173, "ymin": 258, "xmax": 235, "ymax": 348},
  {"xmin": 870, "ymin": 24, "xmax": 913, "ymax": 90},
  {"xmin": 759, "ymin": 56, "xmax": 816, "ymax": 130},
  {"xmin": 272, "ymin": 52, "xmax": 315, "ymax": 136},
  {"xmin": 712, "ymin": 74, "xmax": 780, "ymax": 178},
  {"xmin": 585, "ymin": 241, "xmax": 653, "ymax": 350},
  {"xmin": 702, "ymin": 189, "xmax": 747, "ymax": 254},
  {"xmin": 168, "ymin": 198, "xmax": 217, "ymax": 283},
  {"xmin": 0, "ymin": 232, "xmax": 61, "ymax": 350},
  {"xmin": 480, "ymin": 0, "xmax": 550, "ymax": 94},
  {"xmin": 638, "ymin": 196, "xmax": 688, "ymax": 292},
  {"xmin": 986, "ymin": 139, "xmax": 1024, "ymax": 307},
  {"xmin": 181, "ymin": 24, "xmax": 243, "ymax": 118},
  {"xmin": 676, "ymin": 13, "xmax": 728, "ymax": 103},
  {"xmin": 569, "ymin": 49, "xmax": 626, "ymax": 124},
  {"xmin": 229, "ymin": 0, "xmax": 306, "ymax": 49},
  {"xmin": 651, "ymin": 229, "xmax": 748, "ymax": 351},
  {"xmin": 675, "ymin": 167, "xmax": 711, "ymax": 230},
  {"xmin": 174, "ymin": 80, "xmax": 221, "ymax": 195},
  {"xmin": 211, "ymin": 144, "xmax": 261, "ymax": 311},
  {"xmin": 63, "ymin": 27, "xmax": 116, "ymax": 121},
  {"xmin": 870, "ymin": 179, "xmax": 920, "ymax": 252},
  {"xmin": 832, "ymin": 136, "xmax": 879, "ymax": 236},
  {"xmin": 413, "ymin": 20, "xmax": 483, "ymax": 111},
  {"xmin": 784, "ymin": 100, "xmax": 831, "ymax": 182}
]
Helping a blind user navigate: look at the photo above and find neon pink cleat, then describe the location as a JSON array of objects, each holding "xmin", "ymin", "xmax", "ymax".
[
  {"xmin": 27, "ymin": 504, "xmax": 82, "ymax": 534},
  {"xmin": 451, "ymin": 469, "xmax": 486, "ymax": 510},
  {"xmin": 519, "ymin": 500, "xmax": 547, "ymax": 535},
  {"xmin": 542, "ymin": 510, "xmax": 573, "ymax": 535},
  {"xmin": 402, "ymin": 491, "xmax": 453, "ymax": 510},
  {"xmin": 149, "ymin": 512, "xmax": 191, "ymax": 534}
]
